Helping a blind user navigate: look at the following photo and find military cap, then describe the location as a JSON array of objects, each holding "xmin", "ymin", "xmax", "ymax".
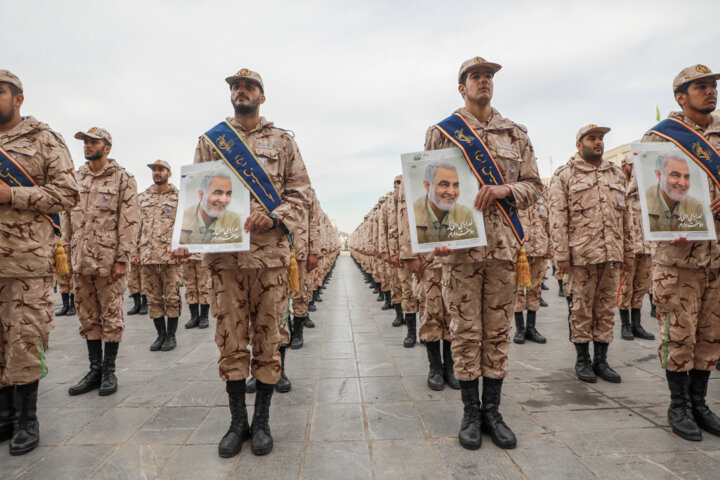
[
  {"xmin": 225, "ymin": 68, "xmax": 264, "ymax": 92},
  {"xmin": 74, "ymin": 127, "xmax": 113, "ymax": 145},
  {"xmin": 394, "ymin": 175, "xmax": 403, "ymax": 182},
  {"xmin": 576, "ymin": 124, "xmax": 611, "ymax": 142},
  {"xmin": 621, "ymin": 153, "xmax": 633, "ymax": 167},
  {"xmin": 147, "ymin": 159, "xmax": 172, "ymax": 171},
  {"xmin": 673, "ymin": 64, "xmax": 720, "ymax": 92},
  {"xmin": 0, "ymin": 70, "xmax": 22, "ymax": 92},
  {"xmin": 458, "ymin": 57, "xmax": 502, "ymax": 83}
]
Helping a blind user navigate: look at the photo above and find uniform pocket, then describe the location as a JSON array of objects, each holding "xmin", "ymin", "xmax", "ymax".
[
  {"xmin": 569, "ymin": 183, "xmax": 596, "ymax": 211},
  {"xmin": 96, "ymin": 187, "xmax": 119, "ymax": 210}
]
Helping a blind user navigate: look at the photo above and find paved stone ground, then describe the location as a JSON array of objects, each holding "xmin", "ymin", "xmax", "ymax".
[{"xmin": 2, "ymin": 255, "xmax": 720, "ymax": 479}]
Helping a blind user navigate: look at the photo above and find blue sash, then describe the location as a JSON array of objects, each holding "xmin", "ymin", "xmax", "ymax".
[
  {"xmin": 435, "ymin": 113, "xmax": 525, "ymax": 245},
  {"xmin": 0, "ymin": 145, "xmax": 61, "ymax": 234},
  {"xmin": 203, "ymin": 121, "xmax": 282, "ymax": 213},
  {"xmin": 648, "ymin": 117, "xmax": 720, "ymax": 190}
]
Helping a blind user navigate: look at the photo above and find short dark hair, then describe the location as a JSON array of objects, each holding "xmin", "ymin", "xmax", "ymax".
[
  {"xmin": 459, "ymin": 72, "xmax": 468, "ymax": 86},
  {"xmin": 1, "ymin": 82, "xmax": 22, "ymax": 96},
  {"xmin": 674, "ymin": 82, "xmax": 690, "ymax": 95}
]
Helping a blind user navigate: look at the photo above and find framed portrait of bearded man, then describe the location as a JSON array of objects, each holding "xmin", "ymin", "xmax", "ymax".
[
  {"xmin": 171, "ymin": 161, "xmax": 251, "ymax": 253},
  {"xmin": 401, "ymin": 147, "xmax": 487, "ymax": 253},
  {"xmin": 631, "ymin": 142, "xmax": 717, "ymax": 241}
]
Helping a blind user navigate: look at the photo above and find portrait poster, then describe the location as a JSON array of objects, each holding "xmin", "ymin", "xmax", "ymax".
[
  {"xmin": 171, "ymin": 161, "xmax": 251, "ymax": 253},
  {"xmin": 401, "ymin": 147, "xmax": 487, "ymax": 253},
  {"xmin": 631, "ymin": 142, "xmax": 717, "ymax": 241}
]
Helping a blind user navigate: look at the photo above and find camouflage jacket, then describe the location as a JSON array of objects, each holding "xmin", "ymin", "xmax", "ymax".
[
  {"xmin": 519, "ymin": 191, "xmax": 550, "ymax": 258},
  {"xmin": 138, "ymin": 184, "xmax": 179, "ymax": 264},
  {"xmin": 626, "ymin": 172, "xmax": 652, "ymax": 255},
  {"xmin": 0, "ymin": 117, "xmax": 79, "ymax": 277},
  {"xmin": 307, "ymin": 189, "xmax": 321, "ymax": 257},
  {"xmin": 65, "ymin": 158, "xmax": 139, "ymax": 276},
  {"xmin": 194, "ymin": 116, "xmax": 311, "ymax": 269},
  {"xmin": 387, "ymin": 185, "xmax": 400, "ymax": 257}
]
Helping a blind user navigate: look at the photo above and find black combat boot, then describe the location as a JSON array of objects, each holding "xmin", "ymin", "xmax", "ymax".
[
  {"xmin": 246, "ymin": 377, "xmax": 257, "ymax": 393},
  {"xmin": 0, "ymin": 386, "xmax": 14, "ymax": 442},
  {"xmin": 458, "ymin": 378, "xmax": 482, "ymax": 450},
  {"xmin": 138, "ymin": 294, "xmax": 148, "ymax": 315},
  {"xmin": 275, "ymin": 346, "xmax": 292, "ymax": 393},
  {"xmin": 376, "ymin": 289, "xmax": 385, "ymax": 302},
  {"xmin": 426, "ymin": 341, "xmax": 445, "ymax": 391},
  {"xmin": 68, "ymin": 339, "xmax": 103, "ymax": 395},
  {"xmin": 481, "ymin": 377, "xmax": 517, "ymax": 449},
  {"xmin": 127, "ymin": 293, "xmax": 141, "ymax": 315},
  {"xmin": 403, "ymin": 313, "xmax": 417, "ymax": 348},
  {"xmin": 524, "ymin": 311, "xmax": 546, "ymax": 343},
  {"xmin": 314, "ymin": 290, "xmax": 323, "ymax": 303},
  {"xmin": 539, "ymin": 296, "xmax": 548, "ymax": 307},
  {"xmin": 566, "ymin": 295, "xmax": 573, "ymax": 341},
  {"xmin": 251, "ymin": 380, "xmax": 274, "ymax": 455},
  {"xmin": 592, "ymin": 342, "xmax": 621, "ymax": 383},
  {"xmin": 689, "ymin": 369, "xmax": 720, "ymax": 437},
  {"xmin": 66, "ymin": 293, "xmax": 76, "ymax": 316},
  {"xmin": 442, "ymin": 340, "xmax": 460, "ymax": 390},
  {"xmin": 218, "ymin": 380, "xmax": 251, "ymax": 458},
  {"xmin": 99, "ymin": 342, "xmax": 119, "ymax": 396},
  {"xmin": 513, "ymin": 312, "xmax": 525, "ymax": 344},
  {"xmin": 185, "ymin": 303, "xmax": 200, "ymax": 329},
  {"xmin": 631, "ymin": 309, "xmax": 655, "ymax": 340},
  {"xmin": 162, "ymin": 318, "xmax": 178, "ymax": 351},
  {"xmin": 371, "ymin": 282, "xmax": 380, "ymax": 294},
  {"xmin": 55, "ymin": 293, "xmax": 70, "ymax": 316},
  {"xmin": 557, "ymin": 279, "xmax": 565, "ymax": 297},
  {"xmin": 290, "ymin": 316, "xmax": 304, "ymax": 349},
  {"xmin": 9, "ymin": 381, "xmax": 39, "ymax": 456},
  {"xmin": 308, "ymin": 299, "xmax": 316, "ymax": 312},
  {"xmin": 649, "ymin": 293, "xmax": 656, "ymax": 318},
  {"xmin": 666, "ymin": 370, "xmax": 702, "ymax": 441},
  {"xmin": 392, "ymin": 303, "xmax": 404, "ymax": 327},
  {"xmin": 381, "ymin": 291, "xmax": 392, "ymax": 309},
  {"xmin": 619, "ymin": 309, "xmax": 633, "ymax": 340},
  {"xmin": 304, "ymin": 316, "xmax": 315, "ymax": 328},
  {"xmin": 541, "ymin": 282, "xmax": 549, "ymax": 291},
  {"xmin": 150, "ymin": 317, "xmax": 166, "ymax": 351},
  {"xmin": 198, "ymin": 304, "xmax": 210, "ymax": 329},
  {"xmin": 574, "ymin": 342, "xmax": 597, "ymax": 383}
]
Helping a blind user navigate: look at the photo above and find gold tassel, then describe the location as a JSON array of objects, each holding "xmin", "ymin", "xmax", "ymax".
[
  {"xmin": 516, "ymin": 248, "xmax": 531, "ymax": 287},
  {"xmin": 55, "ymin": 240, "xmax": 70, "ymax": 276},
  {"xmin": 288, "ymin": 250, "xmax": 300, "ymax": 293}
]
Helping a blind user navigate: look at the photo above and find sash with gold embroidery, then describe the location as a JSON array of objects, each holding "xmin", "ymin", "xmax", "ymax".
[
  {"xmin": 435, "ymin": 113, "xmax": 525, "ymax": 245},
  {"xmin": 0, "ymin": 145, "xmax": 61, "ymax": 234},
  {"xmin": 203, "ymin": 121, "xmax": 282, "ymax": 213},
  {"xmin": 648, "ymin": 117, "xmax": 720, "ymax": 189}
]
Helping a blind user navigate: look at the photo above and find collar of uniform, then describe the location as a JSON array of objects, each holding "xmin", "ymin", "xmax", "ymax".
[
  {"xmin": 0, "ymin": 116, "xmax": 41, "ymax": 142},
  {"xmin": 571, "ymin": 152, "xmax": 613, "ymax": 172},
  {"xmin": 667, "ymin": 111, "xmax": 720, "ymax": 136},
  {"xmin": 455, "ymin": 107, "xmax": 515, "ymax": 132},
  {"xmin": 80, "ymin": 157, "xmax": 119, "ymax": 177},
  {"xmin": 144, "ymin": 183, "xmax": 177, "ymax": 195},
  {"xmin": 226, "ymin": 115, "xmax": 273, "ymax": 134}
]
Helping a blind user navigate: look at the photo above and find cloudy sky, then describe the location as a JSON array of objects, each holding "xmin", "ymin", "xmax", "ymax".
[{"xmin": 5, "ymin": 0, "xmax": 719, "ymax": 234}]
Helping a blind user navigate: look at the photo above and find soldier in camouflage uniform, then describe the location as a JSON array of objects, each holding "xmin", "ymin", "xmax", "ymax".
[
  {"xmin": 137, "ymin": 160, "xmax": 181, "ymax": 352},
  {"xmin": 181, "ymin": 256, "xmax": 211, "ymax": 329},
  {"xmin": 549, "ymin": 124, "xmax": 633, "ymax": 385},
  {"xmin": 395, "ymin": 176, "xmax": 420, "ymax": 347},
  {"xmin": 54, "ymin": 211, "xmax": 76, "ymax": 317},
  {"xmin": 641, "ymin": 65, "xmax": 720, "ymax": 442},
  {"xmin": 127, "ymin": 226, "xmax": 147, "ymax": 316},
  {"xmin": 65, "ymin": 127, "xmax": 139, "ymax": 398},
  {"xmin": 0, "ymin": 70, "xmax": 79, "ymax": 455}
]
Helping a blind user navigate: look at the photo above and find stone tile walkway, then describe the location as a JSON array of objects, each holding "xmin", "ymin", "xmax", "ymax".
[{"xmin": 2, "ymin": 255, "xmax": 719, "ymax": 479}]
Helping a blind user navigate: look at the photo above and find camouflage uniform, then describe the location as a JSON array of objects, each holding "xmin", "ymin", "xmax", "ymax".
[
  {"xmin": 181, "ymin": 258, "xmax": 211, "ymax": 305},
  {"xmin": 514, "ymin": 193, "xmax": 550, "ymax": 312},
  {"xmin": 397, "ymin": 181, "xmax": 419, "ymax": 315}
]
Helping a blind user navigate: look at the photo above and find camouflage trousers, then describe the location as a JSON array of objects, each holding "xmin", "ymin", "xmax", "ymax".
[
  {"xmin": 653, "ymin": 264, "xmax": 720, "ymax": 372},
  {"xmin": 515, "ymin": 256, "xmax": 547, "ymax": 312},
  {"xmin": 398, "ymin": 267, "xmax": 418, "ymax": 314},
  {"xmin": 568, "ymin": 262, "xmax": 621, "ymax": 344},
  {"xmin": 181, "ymin": 259, "xmax": 210, "ymax": 305},
  {"xmin": 211, "ymin": 267, "xmax": 287, "ymax": 384},
  {"xmin": 291, "ymin": 260, "xmax": 309, "ymax": 317},
  {"xmin": 618, "ymin": 253, "xmax": 651, "ymax": 310},
  {"xmin": 141, "ymin": 264, "xmax": 181, "ymax": 319},
  {"xmin": 56, "ymin": 273, "xmax": 73, "ymax": 295},
  {"xmin": 443, "ymin": 260, "xmax": 515, "ymax": 380},
  {"xmin": 381, "ymin": 261, "xmax": 391, "ymax": 292},
  {"xmin": 0, "ymin": 277, "xmax": 53, "ymax": 387},
  {"xmin": 74, "ymin": 274, "xmax": 127, "ymax": 343},
  {"xmin": 391, "ymin": 265, "xmax": 402, "ymax": 304},
  {"xmin": 373, "ymin": 257, "xmax": 382, "ymax": 283},
  {"xmin": 305, "ymin": 266, "xmax": 318, "ymax": 302},
  {"xmin": 128, "ymin": 263, "xmax": 142, "ymax": 294},
  {"xmin": 419, "ymin": 266, "xmax": 451, "ymax": 342}
]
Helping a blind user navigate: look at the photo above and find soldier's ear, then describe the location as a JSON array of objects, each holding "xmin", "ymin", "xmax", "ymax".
[
  {"xmin": 13, "ymin": 93, "xmax": 24, "ymax": 109},
  {"xmin": 259, "ymin": 94, "xmax": 266, "ymax": 105},
  {"xmin": 458, "ymin": 84, "xmax": 466, "ymax": 97},
  {"xmin": 575, "ymin": 140, "xmax": 582, "ymax": 151}
]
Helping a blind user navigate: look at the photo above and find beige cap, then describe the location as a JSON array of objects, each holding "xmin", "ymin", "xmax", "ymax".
[
  {"xmin": 621, "ymin": 153, "xmax": 633, "ymax": 167},
  {"xmin": 147, "ymin": 159, "xmax": 171, "ymax": 171},
  {"xmin": 0, "ymin": 70, "xmax": 22, "ymax": 92},
  {"xmin": 673, "ymin": 64, "xmax": 720, "ymax": 91},
  {"xmin": 394, "ymin": 175, "xmax": 403, "ymax": 182},
  {"xmin": 225, "ymin": 68, "xmax": 264, "ymax": 92},
  {"xmin": 576, "ymin": 124, "xmax": 611, "ymax": 142},
  {"xmin": 458, "ymin": 57, "xmax": 502, "ymax": 83},
  {"xmin": 74, "ymin": 127, "xmax": 112, "ymax": 145}
]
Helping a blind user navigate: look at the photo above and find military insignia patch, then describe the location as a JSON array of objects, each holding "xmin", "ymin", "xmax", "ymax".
[
  {"xmin": 163, "ymin": 204, "xmax": 175, "ymax": 218},
  {"xmin": 696, "ymin": 65, "xmax": 711, "ymax": 73},
  {"xmin": 238, "ymin": 69, "xmax": 252, "ymax": 76},
  {"xmin": 506, "ymin": 160, "xmax": 520, "ymax": 184},
  {"xmin": 474, "ymin": 57, "xmax": 486, "ymax": 64},
  {"xmin": 589, "ymin": 124, "xmax": 598, "ymax": 128},
  {"xmin": 97, "ymin": 192, "xmax": 114, "ymax": 208},
  {"xmin": 89, "ymin": 127, "xmax": 97, "ymax": 133}
]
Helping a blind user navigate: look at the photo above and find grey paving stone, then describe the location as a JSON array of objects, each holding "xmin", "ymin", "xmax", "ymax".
[
  {"xmin": 435, "ymin": 439, "xmax": 524, "ymax": 480},
  {"xmin": 128, "ymin": 406, "xmax": 209, "ymax": 445},
  {"xmin": 38, "ymin": 407, "xmax": 106, "ymax": 445},
  {"xmin": 158, "ymin": 444, "xmax": 237, "ymax": 479},
  {"xmin": 302, "ymin": 441, "xmax": 372, "ymax": 480},
  {"xmin": 555, "ymin": 427, "xmax": 696, "ymax": 456},
  {"xmin": 316, "ymin": 377, "xmax": 362, "ymax": 403},
  {"xmin": 90, "ymin": 444, "xmax": 178, "ymax": 479},
  {"xmin": 366, "ymin": 402, "xmax": 426, "ymax": 440},
  {"xmin": 505, "ymin": 433, "xmax": 598, "ymax": 480},
  {"xmin": 0, "ymin": 445, "xmax": 53, "ymax": 480},
  {"xmin": 533, "ymin": 408, "xmax": 655, "ymax": 432},
  {"xmin": 67, "ymin": 407, "xmax": 158, "ymax": 445},
  {"xmin": 582, "ymin": 454, "xmax": 689, "ymax": 480},
  {"xmin": 17, "ymin": 445, "xmax": 116, "ymax": 480},
  {"xmin": 372, "ymin": 439, "xmax": 447, "ymax": 479},
  {"xmin": 309, "ymin": 403, "xmax": 366, "ymax": 441},
  {"xmin": 227, "ymin": 441, "xmax": 304, "ymax": 479},
  {"xmin": 360, "ymin": 376, "xmax": 410, "ymax": 403},
  {"xmin": 167, "ymin": 380, "xmax": 224, "ymax": 407},
  {"xmin": 357, "ymin": 360, "xmax": 398, "ymax": 377}
]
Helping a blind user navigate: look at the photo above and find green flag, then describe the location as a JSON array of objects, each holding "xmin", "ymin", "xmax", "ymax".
[{"xmin": 656, "ymin": 105, "xmax": 661, "ymax": 121}]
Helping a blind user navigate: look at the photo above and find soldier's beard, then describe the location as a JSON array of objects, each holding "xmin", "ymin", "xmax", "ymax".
[
  {"xmin": 429, "ymin": 190, "xmax": 456, "ymax": 211},
  {"xmin": 660, "ymin": 175, "xmax": 687, "ymax": 203},
  {"xmin": 0, "ymin": 103, "xmax": 16, "ymax": 125},
  {"xmin": 201, "ymin": 195, "xmax": 227, "ymax": 218},
  {"xmin": 85, "ymin": 151, "xmax": 103, "ymax": 161},
  {"xmin": 233, "ymin": 97, "xmax": 261, "ymax": 116}
]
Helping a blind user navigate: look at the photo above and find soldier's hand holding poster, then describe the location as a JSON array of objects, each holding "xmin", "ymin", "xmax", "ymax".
[
  {"xmin": 631, "ymin": 142, "xmax": 717, "ymax": 241},
  {"xmin": 401, "ymin": 147, "xmax": 487, "ymax": 253},
  {"xmin": 171, "ymin": 161, "xmax": 251, "ymax": 253}
]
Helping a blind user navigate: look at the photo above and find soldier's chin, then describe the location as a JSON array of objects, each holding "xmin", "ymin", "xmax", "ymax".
[
  {"xmin": 667, "ymin": 191, "xmax": 687, "ymax": 203},
  {"xmin": 205, "ymin": 207, "xmax": 226, "ymax": 218}
]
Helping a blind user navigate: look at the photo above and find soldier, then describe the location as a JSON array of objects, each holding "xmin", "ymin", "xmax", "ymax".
[
  {"xmin": 386, "ymin": 176, "xmax": 407, "ymax": 329},
  {"xmin": 396, "ymin": 177, "xmax": 420, "ymax": 347},
  {"xmin": 174, "ymin": 68, "xmax": 310, "ymax": 458},
  {"xmin": 641, "ymin": 65, "xmax": 720, "ymax": 441},
  {"xmin": 514, "ymin": 187, "xmax": 550, "ymax": 344},
  {"xmin": 549, "ymin": 124, "xmax": 633, "ymax": 385},
  {"xmin": 137, "ymin": 160, "xmax": 181, "ymax": 352},
  {"xmin": 431, "ymin": 57, "xmax": 543, "ymax": 450},
  {"xmin": 0, "ymin": 70, "xmax": 78, "ymax": 455},
  {"xmin": 65, "ymin": 127, "xmax": 139, "ymax": 398},
  {"xmin": 54, "ymin": 211, "xmax": 76, "ymax": 317},
  {"xmin": 127, "ymin": 228, "xmax": 148, "ymax": 316},
  {"xmin": 617, "ymin": 154, "xmax": 655, "ymax": 341},
  {"xmin": 181, "ymin": 256, "xmax": 211, "ymax": 329}
]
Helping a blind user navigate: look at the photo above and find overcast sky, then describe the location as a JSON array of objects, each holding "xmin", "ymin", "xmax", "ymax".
[{"xmin": 5, "ymin": 0, "xmax": 719, "ymax": 234}]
